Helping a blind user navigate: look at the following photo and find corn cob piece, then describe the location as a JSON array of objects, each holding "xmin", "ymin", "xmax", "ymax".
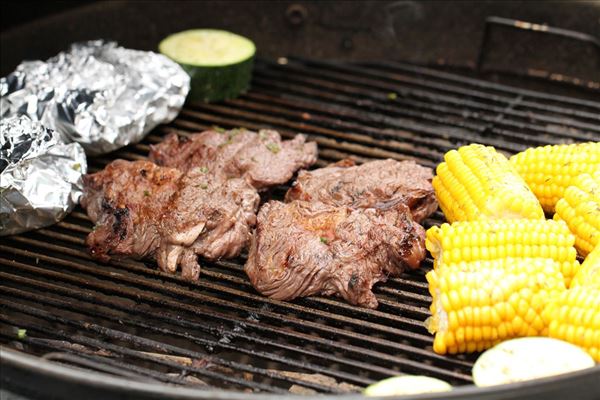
[
  {"xmin": 542, "ymin": 286, "xmax": 600, "ymax": 362},
  {"xmin": 553, "ymin": 171, "xmax": 600, "ymax": 257},
  {"xmin": 433, "ymin": 144, "xmax": 544, "ymax": 222},
  {"xmin": 571, "ymin": 245, "xmax": 600, "ymax": 289},
  {"xmin": 426, "ymin": 258, "xmax": 566, "ymax": 355},
  {"xmin": 510, "ymin": 142, "xmax": 600, "ymax": 213},
  {"xmin": 426, "ymin": 219, "xmax": 580, "ymax": 286}
]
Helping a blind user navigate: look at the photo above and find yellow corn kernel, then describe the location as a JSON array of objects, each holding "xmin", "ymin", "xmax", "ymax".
[
  {"xmin": 433, "ymin": 144, "xmax": 544, "ymax": 222},
  {"xmin": 426, "ymin": 258, "xmax": 566, "ymax": 355},
  {"xmin": 510, "ymin": 142, "xmax": 600, "ymax": 213},
  {"xmin": 543, "ymin": 286, "xmax": 600, "ymax": 361},
  {"xmin": 571, "ymin": 245, "xmax": 600, "ymax": 289},
  {"xmin": 554, "ymin": 171, "xmax": 600, "ymax": 256},
  {"xmin": 426, "ymin": 219, "xmax": 580, "ymax": 286}
]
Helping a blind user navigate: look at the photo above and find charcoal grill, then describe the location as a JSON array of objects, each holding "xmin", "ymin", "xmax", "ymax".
[{"xmin": 1, "ymin": 1, "xmax": 600, "ymax": 399}]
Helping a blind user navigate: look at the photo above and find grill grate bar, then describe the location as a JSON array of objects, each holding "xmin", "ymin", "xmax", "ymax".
[
  {"xmin": 211, "ymin": 260, "xmax": 433, "ymax": 318},
  {"xmin": 0, "ymin": 278, "xmax": 381, "ymax": 387},
  {"xmin": 249, "ymin": 74, "xmax": 531, "ymax": 153},
  {"xmin": 283, "ymin": 57, "xmax": 600, "ymax": 119},
  {"xmin": 36, "ymin": 349, "xmax": 194, "ymax": 385},
  {"xmin": 243, "ymin": 84, "xmax": 600, "ymax": 148},
  {"xmin": 243, "ymin": 90, "xmax": 460, "ymax": 152},
  {"xmin": 203, "ymin": 98, "xmax": 448, "ymax": 162},
  {"xmin": 0, "ymin": 292, "xmax": 356, "ymax": 393},
  {"xmin": 251, "ymin": 65, "xmax": 598, "ymax": 144},
  {"xmin": 178, "ymin": 107, "xmax": 433, "ymax": 166},
  {"xmin": 361, "ymin": 61, "xmax": 600, "ymax": 110},
  {"xmin": 0, "ymin": 308, "xmax": 290, "ymax": 393},
  {"xmin": 0, "ymin": 244, "xmax": 474, "ymax": 381},
  {"xmin": 1, "ymin": 238, "xmax": 433, "ymax": 336},
  {"xmin": 6, "ymin": 231, "xmax": 436, "ymax": 338},
  {"xmin": 2, "ymin": 58, "xmax": 598, "ymax": 394},
  {"xmin": 0, "ymin": 241, "xmax": 453, "ymax": 359},
  {"xmin": 0, "ymin": 333, "xmax": 191, "ymax": 385},
  {"xmin": 257, "ymin": 60, "xmax": 600, "ymax": 145}
]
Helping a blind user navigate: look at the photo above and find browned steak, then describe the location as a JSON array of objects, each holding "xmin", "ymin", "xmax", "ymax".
[
  {"xmin": 149, "ymin": 129, "xmax": 318, "ymax": 190},
  {"xmin": 244, "ymin": 200, "xmax": 426, "ymax": 308},
  {"xmin": 285, "ymin": 159, "xmax": 437, "ymax": 223},
  {"xmin": 156, "ymin": 168, "xmax": 259, "ymax": 279},
  {"xmin": 81, "ymin": 160, "xmax": 181, "ymax": 263},
  {"xmin": 81, "ymin": 160, "xmax": 259, "ymax": 280}
]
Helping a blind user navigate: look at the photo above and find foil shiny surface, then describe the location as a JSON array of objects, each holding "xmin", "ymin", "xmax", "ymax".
[
  {"xmin": 1, "ymin": 115, "xmax": 87, "ymax": 236},
  {"xmin": 1, "ymin": 41, "xmax": 190, "ymax": 155}
]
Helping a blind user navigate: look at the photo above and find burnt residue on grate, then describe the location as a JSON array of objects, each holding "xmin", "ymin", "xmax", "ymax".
[{"xmin": 1, "ymin": 59, "xmax": 599, "ymax": 394}]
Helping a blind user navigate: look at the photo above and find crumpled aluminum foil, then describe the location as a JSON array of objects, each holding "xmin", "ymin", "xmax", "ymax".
[
  {"xmin": 1, "ymin": 115, "xmax": 87, "ymax": 236},
  {"xmin": 1, "ymin": 40, "xmax": 190, "ymax": 155}
]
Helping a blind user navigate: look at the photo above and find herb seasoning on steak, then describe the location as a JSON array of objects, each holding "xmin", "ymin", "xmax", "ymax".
[
  {"xmin": 81, "ymin": 160, "xmax": 259, "ymax": 280},
  {"xmin": 81, "ymin": 160, "xmax": 182, "ymax": 264},
  {"xmin": 285, "ymin": 159, "xmax": 437, "ymax": 223},
  {"xmin": 244, "ymin": 200, "xmax": 426, "ymax": 308},
  {"xmin": 156, "ymin": 168, "xmax": 259, "ymax": 279},
  {"xmin": 81, "ymin": 128, "xmax": 317, "ymax": 280},
  {"xmin": 149, "ymin": 129, "xmax": 318, "ymax": 190}
]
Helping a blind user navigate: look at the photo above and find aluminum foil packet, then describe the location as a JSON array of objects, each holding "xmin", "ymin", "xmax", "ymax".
[
  {"xmin": 1, "ymin": 115, "xmax": 87, "ymax": 236},
  {"xmin": 1, "ymin": 40, "xmax": 190, "ymax": 155}
]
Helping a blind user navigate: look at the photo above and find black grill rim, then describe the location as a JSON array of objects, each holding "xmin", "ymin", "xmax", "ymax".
[{"xmin": 3, "ymin": 347, "xmax": 600, "ymax": 400}]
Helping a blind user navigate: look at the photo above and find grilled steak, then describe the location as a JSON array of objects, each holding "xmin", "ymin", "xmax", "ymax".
[
  {"xmin": 285, "ymin": 159, "xmax": 437, "ymax": 223},
  {"xmin": 149, "ymin": 129, "xmax": 318, "ymax": 190},
  {"xmin": 156, "ymin": 168, "xmax": 259, "ymax": 279},
  {"xmin": 81, "ymin": 160, "xmax": 181, "ymax": 263},
  {"xmin": 245, "ymin": 200, "xmax": 426, "ymax": 308},
  {"xmin": 82, "ymin": 129, "xmax": 317, "ymax": 280},
  {"xmin": 81, "ymin": 160, "xmax": 259, "ymax": 280}
]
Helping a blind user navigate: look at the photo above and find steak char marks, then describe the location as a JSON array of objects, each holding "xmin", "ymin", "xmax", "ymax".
[
  {"xmin": 81, "ymin": 160, "xmax": 259, "ymax": 280},
  {"xmin": 81, "ymin": 129, "xmax": 318, "ymax": 279},
  {"xmin": 245, "ymin": 158, "xmax": 436, "ymax": 308},
  {"xmin": 157, "ymin": 169, "xmax": 259, "ymax": 280},
  {"xmin": 81, "ymin": 160, "xmax": 181, "ymax": 264},
  {"xmin": 245, "ymin": 200, "xmax": 426, "ymax": 308},
  {"xmin": 285, "ymin": 159, "xmax": 437, "ymax": 223},
  {"xmin": 150, "ymin": 129, "xmax": 318, "ymax": 190}
]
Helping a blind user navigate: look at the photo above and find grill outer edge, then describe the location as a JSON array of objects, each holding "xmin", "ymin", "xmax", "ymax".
[{"xmin": 3, "ymin": 347, "xmax": 600, "ymax": 400}]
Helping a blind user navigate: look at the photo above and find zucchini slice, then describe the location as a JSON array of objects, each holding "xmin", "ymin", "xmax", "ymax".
[
  {"xmin": 159, "ymin": 29, "xmax": 255, "ymax": 102},
  {"xmin": 473, "ymin": 337, "xmax": 595, "ymax": 387},
  {"xmin": 363, "ymin": 375, "xmax": 452, "ymax": 396}
]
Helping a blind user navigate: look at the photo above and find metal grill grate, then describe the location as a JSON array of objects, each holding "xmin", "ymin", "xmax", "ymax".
[{"xmin": 1, "ymin": 58, "xmax": 599, "ymax": 395}]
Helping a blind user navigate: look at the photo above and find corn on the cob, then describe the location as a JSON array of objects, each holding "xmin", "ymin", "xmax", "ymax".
[
  {"xmin": 509, "ymin": 142, "xmax": 600, "ymax": 213},
  {"xmin": 571, "ymin": 245, "xmax": 600, "ymax": 289},
  {"xmin": 426, "ymin": 258, "xmax": 566, "ymax": 355},
  {"xmin": 433, "ymin": 144, "xmax": 544, "ymax": 222},
  {"xmin": 426, "ymin": 219, "xmax": 580, "ymax": 286},
  {"xmin": 553, "ymin": 171, "xmax": 600, "ymax": 256},
  {"xmin": 542, "ymin": 286, "xmax": 600, "ymax": 362}
]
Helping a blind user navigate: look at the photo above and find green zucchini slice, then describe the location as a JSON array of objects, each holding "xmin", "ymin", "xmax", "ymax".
[{"xmin": 159, "ymin": 29, "xmax": 255, "ymax": 102}]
